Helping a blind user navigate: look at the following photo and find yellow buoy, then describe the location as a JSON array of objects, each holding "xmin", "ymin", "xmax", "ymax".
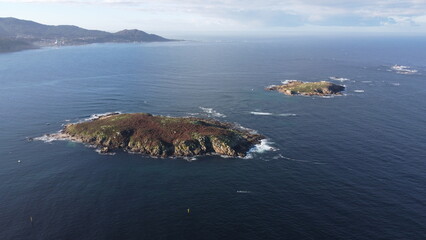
[{"xmin": 187, "ymin": 208, "xmax": 190, "ymax": 214}]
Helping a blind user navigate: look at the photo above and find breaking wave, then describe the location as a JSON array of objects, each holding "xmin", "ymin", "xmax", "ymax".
[
  {"xmin": 245, "ymin": 139, "xmax": 278, "ymax": 159},
  {"xmin": 250, "ymin": 111, "xmax": 296, "ymax": 117},
  {"xmin": 82, "ymin": 112, "xmax": 122, "ymax": 122},
  {"xmin": 95, "ymin": 149, "xmax": 116, "ymax": 156},
  {"xmin": 250, "ymin": 112, "xmax": 273, "ymax": 116},
  {"xmin": 391, "ymin": 65, "xmax": 418, "ymax": 74},
  {"xmin": 281, "ymin": 79, "xmax": 299, "ymax": 84},
  {"xmin": 236, "ymin": 190, "xmax": 252, "ymax": 194},
  {"xmin": 199, "ymin": 107, "xmax": 226, "ymax": 118},
  {"xmin": 34, "ymin": 132, "xmax": 68, "ymax": 143},
  {"xmin": 329, "ymin": 76, "xmax": 350, "ymax": 82}
]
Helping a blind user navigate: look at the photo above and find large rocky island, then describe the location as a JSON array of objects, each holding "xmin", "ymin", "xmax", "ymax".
[
  {"xmin": 53, "ymin": 113, "xmax": 263, "ymax": 158},
  {"xmin": 266, "ymin": 80, "xmax": 345, "ymax": 96}
]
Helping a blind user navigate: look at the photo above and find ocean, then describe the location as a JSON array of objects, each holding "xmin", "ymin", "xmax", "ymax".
[{"xmin": 0, "ymin": 36, "xmax": 425, "ymax": 239}]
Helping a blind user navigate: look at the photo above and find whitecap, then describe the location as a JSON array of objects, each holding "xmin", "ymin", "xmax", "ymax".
[
  {"xmin": 329, "ymin": 76, "xmax": 350, "ymax": 82},
  {"xmin": 95, "ymin": 149, "xmax": 116, "ymax": 156},
  {"xmin": 391, "ymin": 65, "xmax": 418, "ymax": 74},
  {"xmin": 34, "ymin": 135, "xmax": 57, "ymax": 143},
  {"xmin": 34, "ymin": 132, "xmax": 69, "ymax": 143},
  {"xmin": 250, "ymin": 112, "xmax": 296, "ymax": 117},
  {"xmin": 248, "ymin": 139, "xmax": 277, "ymax": 154},
  {"xmin": 277, "ymin": 113, "xmax": 297, "ymax": 117},
  {"xmin": 391, "ymin": 82, "xmax": 400, "ymax": 86},
  {"xmin": 199, "ymin": 107, "xmax": 226, "ymax": 118},
  {"xmin": 250, "ymin": 112, "xmax": 273, "ymax": 116},
  {"xmin": 236, "ymin": 190, "xmax": 252, "ymax": 194},
  {"xmin": 281, "ymin": 79, "xmax": 299, "ymax": 84},
  {"xmin": 183, "ymin": 156, "xmax": 198, "ymax": 162}
]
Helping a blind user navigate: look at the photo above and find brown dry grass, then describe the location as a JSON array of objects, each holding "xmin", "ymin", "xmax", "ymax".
[{"xmin": 66, "ymin": 113, "xmax": 240, "ymax": 144}]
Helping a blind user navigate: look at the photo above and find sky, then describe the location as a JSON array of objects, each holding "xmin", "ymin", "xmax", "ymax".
[{"xmin": 1, "ymin": 0, "xmax": 426, "ymax": 37}]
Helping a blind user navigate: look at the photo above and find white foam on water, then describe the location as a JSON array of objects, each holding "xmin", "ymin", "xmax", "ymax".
[
  {"xmin": 35, "ymin": 112, "xmax": 122, "ymax": 143},
  {"xmin": 281, "ymin": 79, "xmax": 299, "ymax": 84},
  {"xmin": 83, "ymin": 112, "xmax": 122, "ymax": 122},
  {"xmin": 391, "ymin": 82, "xmax": 400, "ymax": 86},
  {"xmin": 199, "ymin": 107, "xmax": 226, "ymax": 118},
  {"xmin": 354, "ymin": 90, "xmax": 365, "ymax": 93},
  {"xmin": 329, "ymin": 76, "xmax": 350, "ymax": 82},
  {"xmin": 34, "ymin": 111, "xmax": 123, "ymax": 146},
  {"xmin": 34, "ymin": 132, "xmax": 69, "ymax": 143},
  {"xmin": 391, "ymin": 65, "xmax": 418, "ymax": 74},
  {"xmin": 273, "ymin": 154, "xmax": 327, "ymax": 165},
  {"xmin": 266, "ymin": 84, "xmax": 277, "ymax": 89},
  {"xmin": 277, "ymin": 113, "xmax": 297, "ymax": 117},
  {"xmin": 236, "ymin": 190, "xmax": 252, "ymax": 194},
  {"xmin": 250, "ymin": 112, "xmax": 296, "ymax": 117},
  {"xmin": 232, "ymin": 122, "xmax": 259, "ymax": 135},
  {"xmin": 248, "ymin": 139, "xmax": 277, "ymax": 154},
  {"xmin": 183, "ymin": 156, "xmax": 198, "ymax": 162},
  {"xmin": 34, "ymin": 135, "xmax": 57, "ymax": 143},
  {"xmin": 95, "ymin": 149, "xmax": 116, "ymax": 156},
  {"xmin": 250, "ymin": 112, "xmax": 273, "ymax": 116}
]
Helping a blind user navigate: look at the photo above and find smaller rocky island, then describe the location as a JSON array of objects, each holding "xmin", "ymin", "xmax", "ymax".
[
  {"xmin": 51, "ymin": 113, "xmax": 263, "ymax": 158},
  {"xmin": 266, "ymin": 80, "xmax": 345, "ymax": 96}
]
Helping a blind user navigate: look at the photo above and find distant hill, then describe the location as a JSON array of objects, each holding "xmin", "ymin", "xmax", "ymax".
[
  {"xmin": 0, "ymin": 17, "xmax": 175, "ymax": 53},
  {"xmin": 0, "ymin": 38, "xmax": 37, "ymax": 53}
]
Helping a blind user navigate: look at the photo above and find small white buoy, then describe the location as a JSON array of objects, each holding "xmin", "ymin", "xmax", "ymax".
[{"xmin": 18, "ymin": 160, "xmax": 21, "ymax": 163}]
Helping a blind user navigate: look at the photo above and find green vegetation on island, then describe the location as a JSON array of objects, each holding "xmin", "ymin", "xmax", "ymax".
[
  {"xmin": 60, "ymin": 113, "xmax": 263, "ymax": 157},
  {"xmin": 266, "ymin": 80, "xmax": 345, "ymax": 96}
]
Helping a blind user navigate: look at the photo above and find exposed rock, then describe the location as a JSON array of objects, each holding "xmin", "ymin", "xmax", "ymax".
[{"xmin": 266, "ymin": 80, "xmax": 345, "ymax": 96}]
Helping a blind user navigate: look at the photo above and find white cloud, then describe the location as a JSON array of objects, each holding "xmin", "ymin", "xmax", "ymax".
[{"xmin": 2, "ymin": 0, "xmax": 426, "ymax": 32}]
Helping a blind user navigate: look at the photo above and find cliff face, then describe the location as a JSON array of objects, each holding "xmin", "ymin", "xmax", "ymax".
[
  {"xmin": 266, "ymin": 80, "xmax": 345, "ymax": 96},
  {"xmin": 63, "ymin": 113, "xmax": 263, "ymax": 157}
]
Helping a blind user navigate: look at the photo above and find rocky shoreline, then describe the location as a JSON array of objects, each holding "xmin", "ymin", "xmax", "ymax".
[
  {"xmin": 48, "ymin": 113, "xmax": 264, "ymax": 158},
  {"xmin": 266, "ymin": 80, "xmax": 345, "ymax": 96}
]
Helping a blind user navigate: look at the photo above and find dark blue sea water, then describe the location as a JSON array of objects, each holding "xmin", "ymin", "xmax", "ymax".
[{"xmin": 0, "ymin": 36, "xmax": 425, "ymax": 240}]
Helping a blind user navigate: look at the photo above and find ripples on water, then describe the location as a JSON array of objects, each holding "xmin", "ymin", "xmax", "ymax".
[{"xmin": 0, "ymin": 37, "xmax": 425, "ymax": 239}]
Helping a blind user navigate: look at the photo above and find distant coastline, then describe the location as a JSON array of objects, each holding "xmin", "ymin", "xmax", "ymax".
[{"xmin": 0, "ymin": 17, "xmax": 179, "ymax": 53}]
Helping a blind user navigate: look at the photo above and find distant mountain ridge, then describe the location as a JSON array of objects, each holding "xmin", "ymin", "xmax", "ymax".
[{"xmin": 0, "ymin": 17, "xmax": 174, "ymax": 52}]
